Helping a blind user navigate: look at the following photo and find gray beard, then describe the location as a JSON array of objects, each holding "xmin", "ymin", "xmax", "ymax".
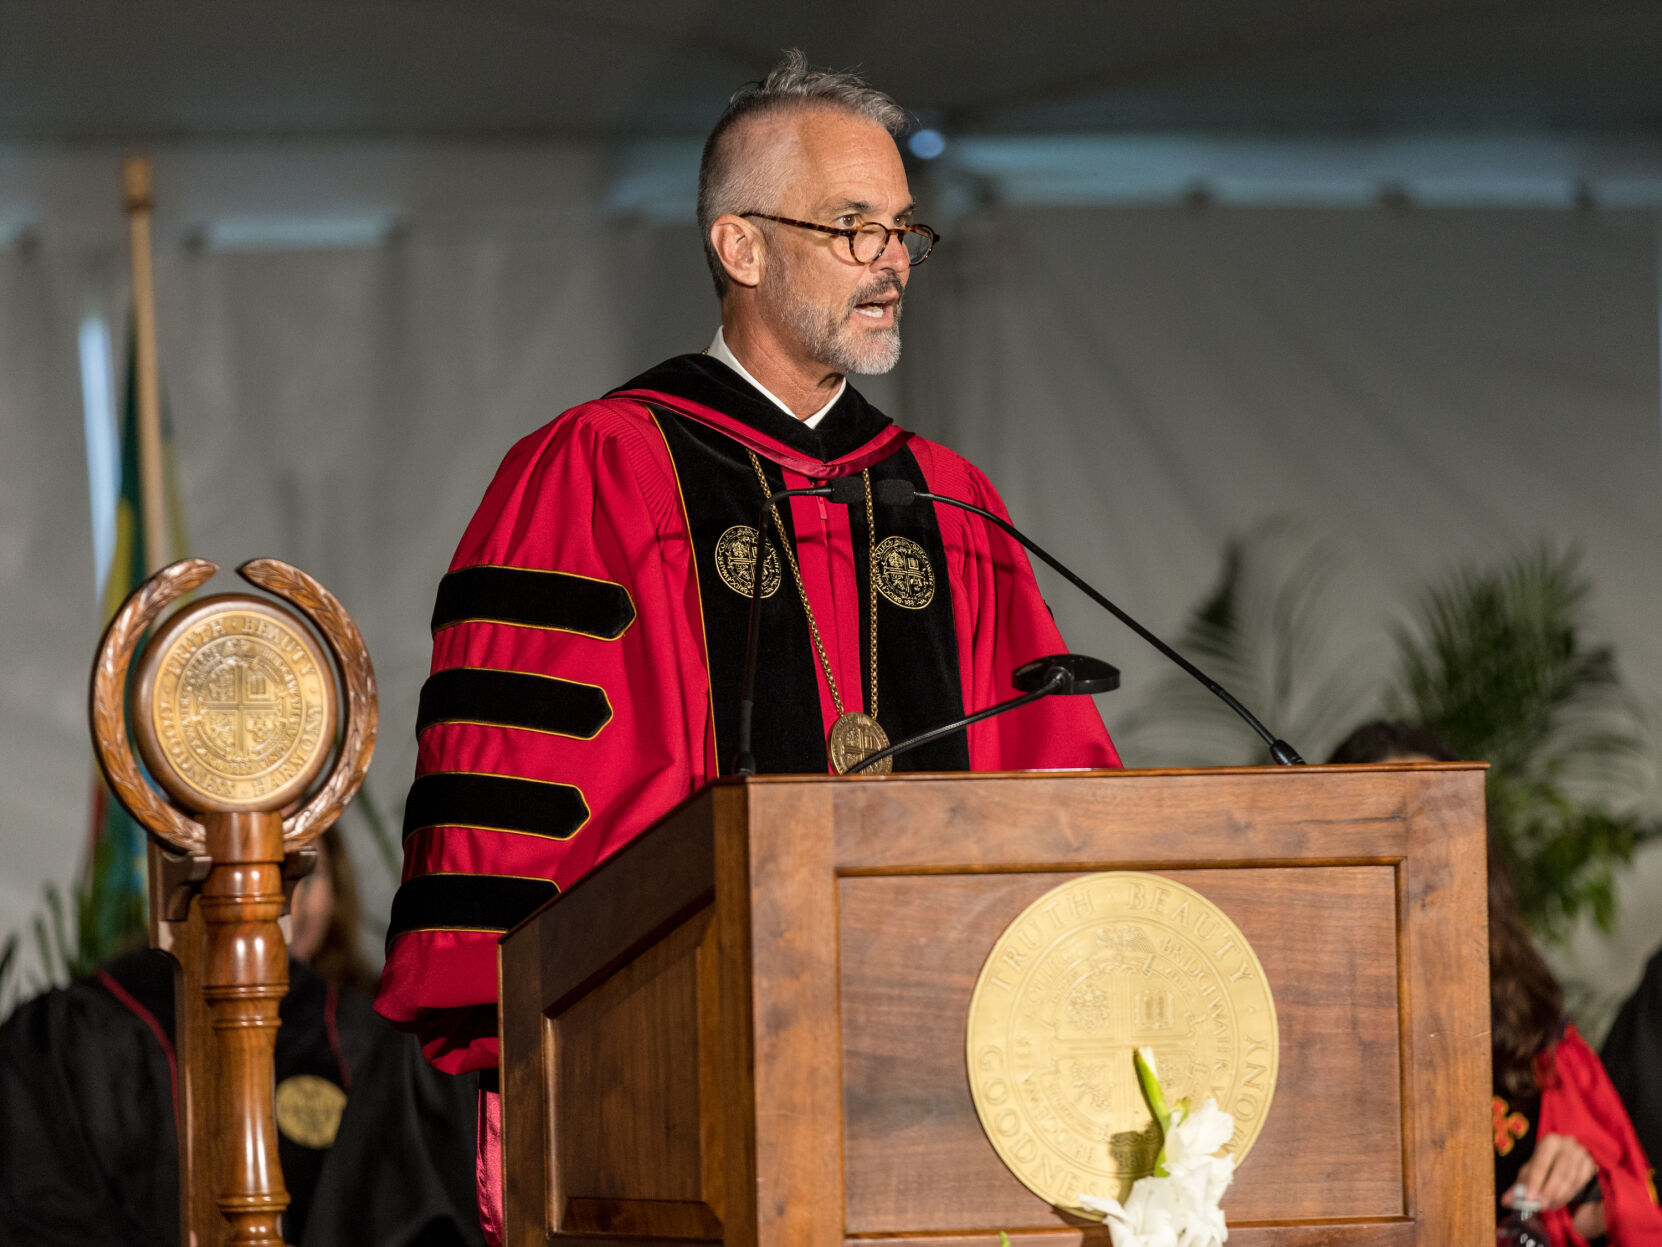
[{"xmin": 763, "ymin": 261, "xmax": 904, "ymax": 376}]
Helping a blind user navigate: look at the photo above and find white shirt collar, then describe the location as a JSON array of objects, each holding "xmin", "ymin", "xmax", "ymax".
[{"xmin": 707, "ymin": 326, "xmax": 844, "ymax": 429}]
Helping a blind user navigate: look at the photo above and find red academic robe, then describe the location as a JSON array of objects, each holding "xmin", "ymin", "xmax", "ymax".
[
  {"xmin": 375, "ymin": 355, "xmax": 1120, "ymax": 1077},
  {"xmin": 1536, "ymin": 1026, "xmax": 1662, "ymax": 1246}
]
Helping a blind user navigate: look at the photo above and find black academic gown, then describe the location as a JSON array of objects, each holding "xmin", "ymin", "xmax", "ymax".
[
  {"xmin": 0, "ymin": 948, "xmax": 481, "ymax": 1247},
  {"xmin": 1601, "ymin": 945, "xmax": 1662, "ymax": 1177}
]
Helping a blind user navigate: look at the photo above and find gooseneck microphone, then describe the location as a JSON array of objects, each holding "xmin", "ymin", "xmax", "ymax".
[
  {"xmin": 732, "ymin": 476, "xmax": 866, "ymax": 776},
  {"xmin": 846, "ymin": 652, "xmax": 1121, "ymax": 775},
  {"xmin": 869, "ymin": 478, "xmax": 1305, "ymax": 765}
]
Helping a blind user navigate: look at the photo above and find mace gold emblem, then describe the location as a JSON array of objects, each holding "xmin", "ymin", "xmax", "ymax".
[
  {"xmin": 966, "ymin": 873, "xmax": 1277, "ymax": 1213},
  {"xmin": 873, "ymin": 535, "xmax": 934, "ymax": 609},
  {"xmin": 134, "ymin": 597, "xmax": 335, "ymax": 811},
  {"xmin": 714, "ymin": 524, "xmax": 781, "ymax": 599}
]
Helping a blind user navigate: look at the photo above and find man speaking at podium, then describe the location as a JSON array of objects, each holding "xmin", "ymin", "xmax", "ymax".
[{"xmin": 377, "ymin": 49, "xmax": 1119, "ymax": 1231}]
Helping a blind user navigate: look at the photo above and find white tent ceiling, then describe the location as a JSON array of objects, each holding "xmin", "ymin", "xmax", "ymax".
[{"xmin": 2, "ymin": 0, "xmax": 1660, "ymax": 144}]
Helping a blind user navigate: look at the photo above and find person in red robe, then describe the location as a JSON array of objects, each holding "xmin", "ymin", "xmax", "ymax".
[
  {"xmin": 375, "ymin": 50, "xmax": 1121, "ymax": 1241},
  {"xmin": 1331, "ymin": 722, "xmax": 1662, "ymax": 1246}
]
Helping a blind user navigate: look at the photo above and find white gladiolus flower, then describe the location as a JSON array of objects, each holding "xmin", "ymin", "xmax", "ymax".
[
  {"xmin": 1163, "ymin": 1099, "xmax": 1237, "ymax": 1212},
  {"xmin": 1075, "ymin": 1097, "xmax": 1237, "ymax": 1247},
  {"xmin": 1166, "ymin": 1099, "xmax": 1235, "ymax": 1170}
]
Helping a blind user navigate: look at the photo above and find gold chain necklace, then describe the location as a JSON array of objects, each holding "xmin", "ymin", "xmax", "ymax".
[{"xmin": 746, "ymin": 450, "xmax": 892, "ymax": 774}]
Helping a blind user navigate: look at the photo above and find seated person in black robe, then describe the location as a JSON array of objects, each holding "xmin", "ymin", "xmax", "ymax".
[
  {"xmin": 1601, "ymin": 946, "xmax": 1662, "ymax": 1187},
  {"xmin": 0, "ymin": 825, "xmax": 481, "ymax": 1247}
]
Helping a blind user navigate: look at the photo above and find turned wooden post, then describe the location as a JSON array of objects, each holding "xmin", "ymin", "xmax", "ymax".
[
  {"xmin": 92, "ymin": 558, "xmax": 377, "ymax": 1247},
  {"xmin": 200, "ymin": 810, "xmax": 290, "ymax": 1245}
]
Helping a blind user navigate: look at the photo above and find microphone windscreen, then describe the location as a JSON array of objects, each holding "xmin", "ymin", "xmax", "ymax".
[
  {"xmin": 824, "ymin": 476, "xmax": 866, "ymax": 505},
  {"xmin": 873, "ymin": 478, "xmax": 917, "ymax": 506}
]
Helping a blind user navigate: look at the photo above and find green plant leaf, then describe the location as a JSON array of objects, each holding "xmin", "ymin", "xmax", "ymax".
[
  {"xmin": 0, "ymin": 932, "xmax": 18, "ymax": 1015},
  {"xmin": 351, "ymin": 782, "xmax": 402, "ymax": 882},
  {"xmin": 1113, "ymin": 517, "xmax": 1371, "ymax": 767},
  {"xmin": 1386, "ymin": 543, "xmax": 1660, "ymax": 940}
]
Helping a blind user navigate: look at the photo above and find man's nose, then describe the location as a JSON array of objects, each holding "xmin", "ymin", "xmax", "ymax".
[{"xmin": 871, "ymin": 229, "xmax": 911, "ymax": 273}]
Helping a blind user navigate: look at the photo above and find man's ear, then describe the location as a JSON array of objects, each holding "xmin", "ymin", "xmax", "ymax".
[{"xmin": 710, "ymin": 214, "xmax": 764, "ymax": 289}]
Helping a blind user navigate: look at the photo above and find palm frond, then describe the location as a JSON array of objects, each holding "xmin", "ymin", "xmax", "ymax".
[
  {"xmin": 1386, "ymin": 543, "xmax": 1659, "ymax": 940},
  {"xmin": 350, "ymin": 782, "xmax": 402, "ymax": 882},
  {"xmin": 0, "ymin": 932, "xmax": 19, "ymax": 1017},
  {"xmin": 1115, "ymin": 517, "xmax": 1371, "ymax": 766}
]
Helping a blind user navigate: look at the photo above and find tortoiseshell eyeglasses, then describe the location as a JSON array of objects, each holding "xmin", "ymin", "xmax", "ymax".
[{"xmin": 741, "ymin": 212, "xmax": 939, "ymax": 265}]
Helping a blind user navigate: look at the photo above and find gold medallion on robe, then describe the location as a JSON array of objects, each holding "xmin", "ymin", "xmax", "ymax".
[
  {"xmin": 966, "ymin": 873, "xmax": 1278, "ymax": 1213},
  {"xmin": 714, "ymin": 524, "xmax": 781, "ymax": 599},
  {"xmin": 873, "ymin": 535, "xmax": 934, "ymax": 609},
  {"xmin": 275, "ymin": 1074, "xmax": 348, "ymax": 1149},
  {"xmin": 133, "ymin": 597, "xmax": 336, "ymax": 811},
  {"xmin": 828, "ymin": 710, "xmax": 891, "ymax": 774}
]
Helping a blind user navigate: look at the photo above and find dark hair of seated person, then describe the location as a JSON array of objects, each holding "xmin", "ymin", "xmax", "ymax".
[
  {"xmin": 1326, "ymin": 720, "xmax": 1564, "ymax": 1098},
  {"xmin": 306, "ymin": 823, "xmax": 377, "ymax": 994}
]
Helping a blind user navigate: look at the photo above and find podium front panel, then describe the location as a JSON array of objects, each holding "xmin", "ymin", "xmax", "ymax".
[
  {"xmin": 501, "ymin": 766, "xmax": 1489, "ymax": 1247},
  {"xmin": 840, "ymin": 866, "xmax": 1403, "ymax": 1231}
]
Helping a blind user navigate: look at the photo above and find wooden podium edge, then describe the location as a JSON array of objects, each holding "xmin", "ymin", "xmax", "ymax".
[{"xmin": 501, "ymin": 765, "xmax": 1489, "ymax": 1247}]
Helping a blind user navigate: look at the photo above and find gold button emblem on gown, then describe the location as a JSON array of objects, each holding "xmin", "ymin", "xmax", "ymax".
[
  {"xmin": 714, "ymin": 524, "xmax": 781, "ymax": 599},
  {"xmin": 873, "ymin": 535, "xmax": 934, "ymax": 609},
  {"xmin": 275, "ymin": 1074, "xmax": 348, "ymax": 1149}
]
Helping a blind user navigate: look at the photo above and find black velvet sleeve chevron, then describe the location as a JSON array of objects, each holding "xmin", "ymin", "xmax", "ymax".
[
  {"xmin": 415, "ymin": 668, "xmax": 612, "ymax": 739},
  {"xmin": 385, "ymin": 873, "xmax": 558, "ymax": 950},
  {"xmin": 429, "ymin": 566, "xmax": 634, "ymax": 639},
  {"xmin": 401, "ymin": 773, "xmax": 590, "ymax": 841}
]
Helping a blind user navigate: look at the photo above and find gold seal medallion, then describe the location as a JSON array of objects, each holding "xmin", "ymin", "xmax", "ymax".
[
  {"xmin": 966, "ymin": 873, "xmax": 1277, "ymax": 1212},
  {"xmin": 828, "ymin": 710, "xmax": 891, "ymax": 774},
  {"xmin": 133, "ymin": 596, "xmax": 337, "ymax": 811},
  {"xmin": 873, "ymin": 536, "xmax": 934, "ymax": 609},
  {"xmin": 714, "ymin": 525, "xmax": 781, "ymax": 599},
  {"xmin": 275, "ymin": 1074, "xmax": 348, "ymax": 1149}
]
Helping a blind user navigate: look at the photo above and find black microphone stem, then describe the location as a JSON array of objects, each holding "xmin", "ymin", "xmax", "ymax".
[
  {"xmin": 913, "ymin": 489, "xmax": 1304, "ymax": 765},
  {"xmin": 845, "ymin": 668, "xmax": 1066, "ymax": 775},
  {"xmin": 731, "ymin": 497, "xmax": 773, "ymax": 776}
]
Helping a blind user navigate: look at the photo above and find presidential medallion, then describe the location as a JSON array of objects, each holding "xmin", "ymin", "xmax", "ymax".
[
  {"xmin": 873, "ymin": 535, "xmax": 934, "ymax": 609},
  {"xmin": 133, "ymin": 596, "xmax": 337, "ymax": 812},
  {"xmin": 714, "ymin": 524, "xmax": 781, "ymax": 599},
  {"xmin": 828, "ymin": 711, "xmax": 891, "ymax": 774},
  {"xmin": 966, "ymin": 873, "xmax": 1277, "ymax": 1213}
]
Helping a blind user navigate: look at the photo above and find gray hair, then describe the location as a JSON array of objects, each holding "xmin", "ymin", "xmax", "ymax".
[{"xmin": 697, "ymin": 49, "xmax": 908, "ymax": 298}]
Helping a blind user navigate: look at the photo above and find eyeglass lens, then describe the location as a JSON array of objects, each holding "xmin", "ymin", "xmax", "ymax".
[{"xmin": 851, "ymin": 223, "xmax": 933, "ymax": 264}]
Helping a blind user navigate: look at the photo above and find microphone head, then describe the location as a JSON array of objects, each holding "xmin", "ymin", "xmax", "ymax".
[
  {"xmin": 824, "ymin": 475, "xmax": 866, "ymax": 505},
  {"xmin": 872, "ymin": 478, "xmax": 917, "ymax": 506},
  {"xmin": 1012, "ymin": 653, "xmax": 1121, "ymax": 696}
]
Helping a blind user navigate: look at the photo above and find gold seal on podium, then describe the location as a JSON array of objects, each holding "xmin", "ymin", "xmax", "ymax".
[{"xmin": 966, "ymin": 873, "xmax": 1278, "ymax": 1213}]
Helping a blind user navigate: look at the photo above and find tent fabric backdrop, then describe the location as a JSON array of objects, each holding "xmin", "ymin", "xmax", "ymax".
[
  {"xmin": 903, "ymin": 206, "xmax": 1662, "ymax": 739},
  {"xmin": 1, "ymin": 200, "xmax": 1658, "ymax": 1010},
  {"xmin": 0, "ymin": 250, "xmax": 99, "ymax": 943},
  {"xmin": 898, "ymin": 206, "xmax": 1662, "ymax": 1012}
]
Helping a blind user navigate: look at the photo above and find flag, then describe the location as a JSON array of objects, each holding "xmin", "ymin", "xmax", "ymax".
[{"xmin": 81, "ymin": 331, "xmax": 186, "ymax": 964}]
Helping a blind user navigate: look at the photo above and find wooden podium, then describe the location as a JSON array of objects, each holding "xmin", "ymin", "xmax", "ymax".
[{"xmin": 500, "ymin": 764, "xmax": 1491, "ymax": 1247}]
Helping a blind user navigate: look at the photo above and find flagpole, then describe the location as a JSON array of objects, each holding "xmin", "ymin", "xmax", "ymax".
[{"xmin": 122, "ymin": 156, "xmax": 169, "ymax": 575}]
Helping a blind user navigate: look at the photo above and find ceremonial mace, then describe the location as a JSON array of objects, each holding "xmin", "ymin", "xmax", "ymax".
[{"xmin": 90, "ymin": 557, "xmax": 376, "ymax": 1247}]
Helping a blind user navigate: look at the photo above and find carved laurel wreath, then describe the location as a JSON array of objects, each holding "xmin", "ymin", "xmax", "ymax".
[{"xmin": 89, "ymin": 558, "xmax": 378, "ymax": 853}]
